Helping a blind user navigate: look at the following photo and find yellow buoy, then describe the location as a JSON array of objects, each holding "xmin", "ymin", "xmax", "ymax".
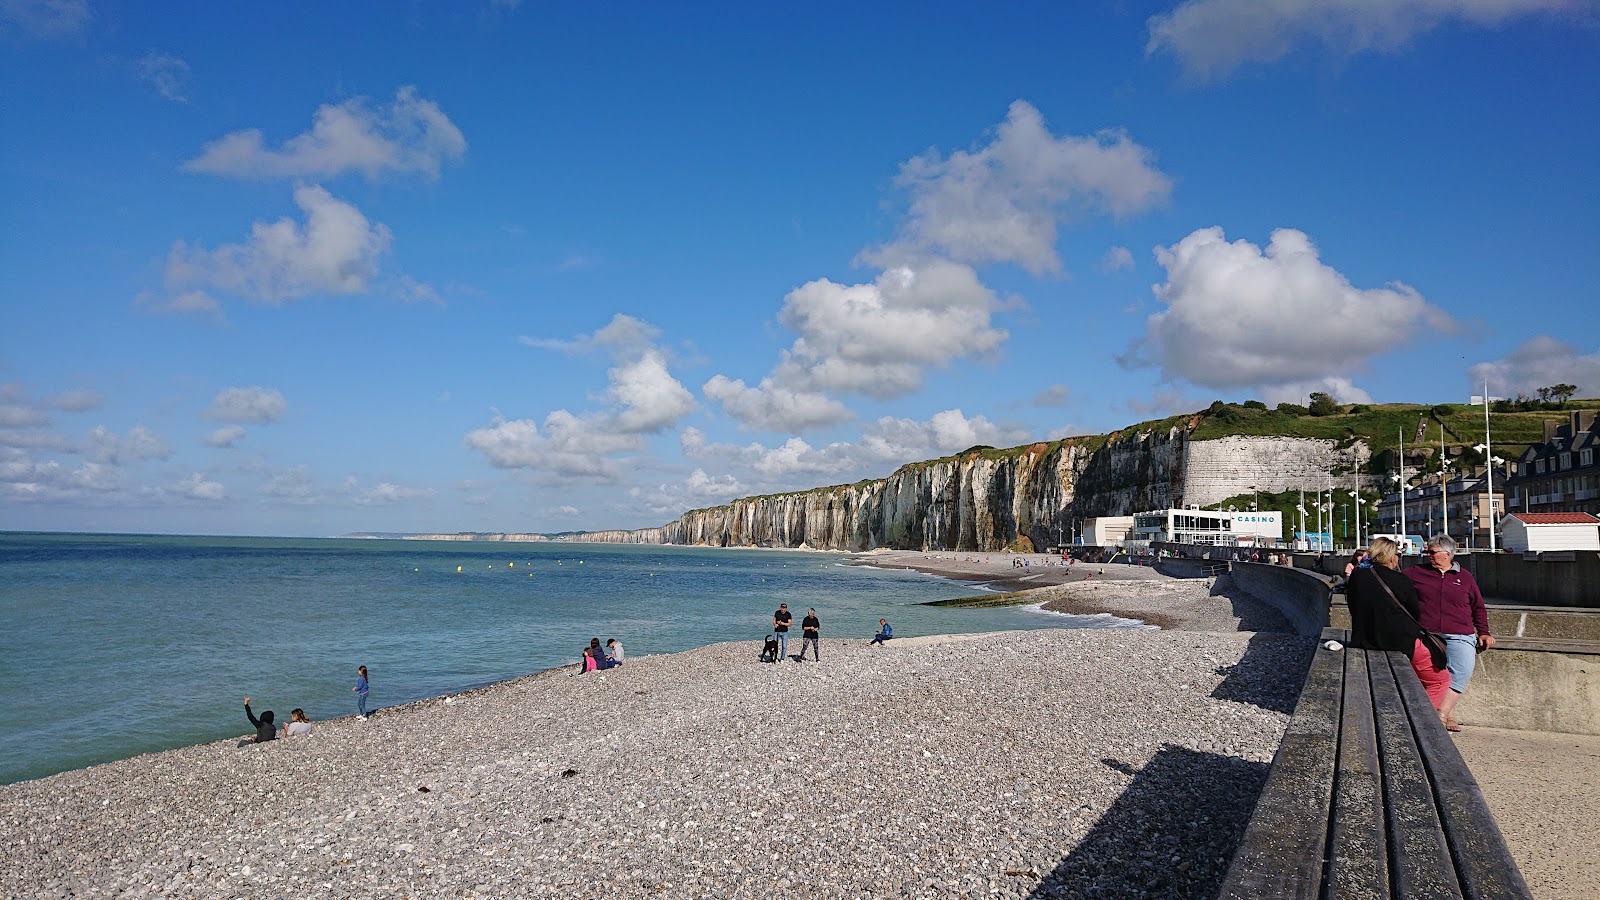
[
  {"xmin": 509, "ymin": 562, "xmax": 515, "ymax": 567},
  {"xmin": 456, "ymin": 565, "xmax": 462, "ymax": 573}
]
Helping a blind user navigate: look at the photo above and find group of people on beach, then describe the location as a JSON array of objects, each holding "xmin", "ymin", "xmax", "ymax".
[
  {"xmin": 1344, "ymin": 534, "xmax": 1494, "ymax": 733},
  {"xmin": 576, "ymin": 637, "xmax": 625, "ymax": 674},
  {"xmin": 764, "ymin": 605, "xmax": 893, "ymax": 662},
  {"xmin": 239, "ymin": 664, "xmax": 371, "ymax": 744}
]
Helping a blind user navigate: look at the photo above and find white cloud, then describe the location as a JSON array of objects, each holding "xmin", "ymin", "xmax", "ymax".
[
  {"xmin": 183, "ymin": 86, "xmax": 466, "ymax": 181},
  {"xmin": 172, "ymin": 471, "xmax": 226, "ymax": 501},
  {"xmin": 46, "ymin": 388, "xmax": 102, "ymax": 412},
  {"xmin": 1469, "ymin": 336, "xmax": 1600, "ymax": 399},
  {"xmin": 758, "ymin": 260, "xmax": 1007, "ymax": 402},
  {"xmin": 551, "ymin": 504, "xmax": 580, "ymax": 516},
  {"xmin": 0, "ymin": 384, "xmax": 49, "ymax": 427},
  {"xmin": 0, "ymin": 0, "xmax": 88, "ymax": 38},
  {"xmin": 204, "ymin": 425, "xmax": 247, "ymax": 448},
  {"xmin": 1101, "ymin": 245, "xmax": 1135, "ymax": 274},
  {"xmin": 260, "ymin": 466, "xmax": 317, "ymax": 504},
  {"xmin": 608, "ymin": 352, "xmax": 697, "ymax": 433},
  {"xmin": 1259, "ymin": 378, "xmax": 1374, "ymax": 406},
  {"xmin": 1125, "ymin": 227, "xmax": 1452, "ymax": 394},
  {"xmin": 867, "ymin": 100, "xmax": 1172, "ymax": 274},
  {"xmin": 627, "ymin": 468, "xmax": 747, "ymax": 518},
  {"xmin": 164, "ymin": 185, "xmax": 393, "ymax": 304},
  {"xmin": 135, "ymin": 51, "xmax": 189, "ymax": 102},
  {"xmin": 1034, "ymin": 385, "xmax": 1072, "ymax": 408},
  {"xmin": 1125, "ymin": 389, "xmax": 1201, "ymax": 416},
  {"xmin": 353, "ymin": 481, "xmax": 436, "ymax": 506},
  {"xmin": 683, "ymin": 410, "xmax": 1030, "ymax": 485},
  {"xmin": 86, "ymin": 425, "xmax": 172, "ymax": 465},
  {"xmin": 702, "ymin": 375, "xmax": 853, "ymax": 432},
  {"xmin": 0, "ymin": 428, "xmax": 75, "ymax": 451},
  {"xmin": 473, "ymin": 315, "xmax": 697, "ymax": 478},
  {"xmin": 0, "ymin": 449, "xmax": 119, "ymax": 501},
  {"xmin": 1148, "ymin": 0, "xmax": 1581, "ymax": 80},
  {"xmin": 135, "ymin": 288, "xmax": 226, "ymax": 321},
  {"xmin": 206, "ymin": 386, "xmax": 287, "ymax": 423}
]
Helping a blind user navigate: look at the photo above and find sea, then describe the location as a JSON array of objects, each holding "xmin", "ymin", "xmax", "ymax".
[{"xmin": 0, "ymin": 532, "xmax": 1139, "ymax": 785}]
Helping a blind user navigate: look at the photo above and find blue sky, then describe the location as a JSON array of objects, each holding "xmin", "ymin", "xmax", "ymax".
[{"xmin": 2, "ymin": 0, "xmax": 1597, "ymax": 537}]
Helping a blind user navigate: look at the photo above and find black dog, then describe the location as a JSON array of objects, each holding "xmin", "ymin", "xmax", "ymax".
[{"xmin": 760, "ymin": 634, "xmax": 779, "ymax": 663}]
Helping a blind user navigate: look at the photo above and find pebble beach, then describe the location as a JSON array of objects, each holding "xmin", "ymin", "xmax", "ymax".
[{"xmin": 0, "ymin": 560, "xmax": 1315, "ymax": 900}]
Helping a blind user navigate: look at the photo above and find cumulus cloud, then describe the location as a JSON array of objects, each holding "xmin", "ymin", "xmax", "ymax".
[
  {"xmin": 627, "ymin": 468, "xmax": 747, "ymax": 518},
  {"xmin": 1469, "ymin": 336, "xmax": 1600, "ymax": 399},
  {"xmin": 1260, "ymin": 378, "xmax": 1374, "ymax": 407},
  {"xmin": 0, "ymin": 0, "xmax": 89, "ymax": 38},
  {"xmin": 163, "ymin": 185, "xmax": 393, "ymax": 305},
  {"xmin": 0, "ymin": 448, "xmax": 118, "ymax": 501},
  {"xmin": 702, "ymin": 376, "xmax": 853, "ymax": 432},
  {"xmin": 474, "ymin": 316, "xmax": 698, "ymax": 479},
  {"xmin": 135, "ymin": 51, "xmax": 189, "ymax": 102},
  {"xmin": 260, "ymin": 466, "xmax": 317, "ymax": 504},
  {"xmin": 1101, "ymin": 245, "xmax": 1135, "ymax": 274},
  {"xmin": 0, "ymin": 428, "xmax": 75, "ymax": 451},
  {"xmin": 46, "ymin": 388, "xmax": 102, "ymax": 412},
  {"xmin": 352, "ymin": 481, "xmax": 436, "ymax": 506},
  {"xmin": 683, "ymin": 410, "xmax": 1030, "ymax": 486},
  {"xmin": 172, "ymin": 471, "xmax": 226, "ymax": 501},
  {"xmin": 86, "ymin": 425, "xmax": 171, "ymax": 465},
  {"xmin": 1125, "ymin": 388, "xmax": 1201, "ymax": 416},
  {"xmin": 135, "ymin": 288, "xmax": 226, "ymax": 321},
  {"xmin": 204, "ymin": 425, "xmax": 247, "ymax": 448},
  {"xmin": 1124, "ymin": 226, "xmax": 1452, "ymax": 395},
  {"xmin": 1148, "ymin": 0, "xmax": 1581, "ymax": 80},
  {"xmin": 0, "ymin": 384, "xmax": 49, "ymax": 427},
  {"xmin": 867, "ymin": 100, "xmax": 1172, "ymax": 275},
  {"xmin": 1034, "ymin": 385, "xmax": 1072, "ymax": 408},
  {"xmin": 183, "ymin": 86, "xmax": 466, "ymax": 181},
  {"xmin": 206, "ymin": 386, "xmax": 287, "ymax": 423}
]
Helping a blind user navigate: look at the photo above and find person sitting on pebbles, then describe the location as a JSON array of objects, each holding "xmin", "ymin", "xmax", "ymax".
[
  {"xmin": 870, "ymin": 619, "xmax": 893, "ymax": 646},
  {"xmin": 282, "ymin": 708, "xmax": 313, "ymax": 737},
  {"xmin": 242, "ymin": 697, "xmax": 275, "ymax": 745}
]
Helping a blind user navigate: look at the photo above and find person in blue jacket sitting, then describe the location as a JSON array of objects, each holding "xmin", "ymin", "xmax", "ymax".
[{"xmin": 870, "ymin": 619, "xmax": 893, "ymax": 646}]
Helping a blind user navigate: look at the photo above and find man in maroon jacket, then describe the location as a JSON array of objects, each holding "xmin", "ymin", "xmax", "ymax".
[{"xmin": 1405, "ymin": 534, "xmax": 1495, "ymax": 732}]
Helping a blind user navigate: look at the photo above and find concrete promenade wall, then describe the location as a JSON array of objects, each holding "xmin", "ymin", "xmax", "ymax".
[
  {"xmin": 1454, "ymin": 552, "xmax": 1600, "ymax": 607},
  {"xmin": 1224, "ymin": 562, "xmax": 1332, "ymax": 637},
  {"xmin": 1456, "ymin": 648, "xmax": 1600, "ymax": 735}
]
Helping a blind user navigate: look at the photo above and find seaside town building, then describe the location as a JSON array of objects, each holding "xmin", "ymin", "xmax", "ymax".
[
  {"xmin": 1498, "ymin": 512, "xmax": 1600, "ymax": 553},
  {"xmin": 1129, "ymin": 507, "xmax": 1282, "ymax": 547},
  {"xmin": 1374, "ymin": 467, "xmax": 1509, "ymax": 551},
  {"xmin": 1502, "ymin": 410, "xmax": 1600, "ymax": 518}
]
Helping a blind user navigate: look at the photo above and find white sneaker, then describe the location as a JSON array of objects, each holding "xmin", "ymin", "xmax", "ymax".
[{"xmin": 358, "ymin": 715, "xmax": 367, "ymax": 720}]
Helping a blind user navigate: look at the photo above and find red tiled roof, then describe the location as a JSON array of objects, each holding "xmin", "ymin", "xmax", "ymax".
[{"xmin": 1508, "ymin": 513, "xmax": 1600, "ymax": 525}]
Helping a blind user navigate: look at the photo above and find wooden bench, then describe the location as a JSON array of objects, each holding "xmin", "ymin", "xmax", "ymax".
[{"xmin": 1218, "ymin": 627, "xmax": 1532, "ymax": 899}]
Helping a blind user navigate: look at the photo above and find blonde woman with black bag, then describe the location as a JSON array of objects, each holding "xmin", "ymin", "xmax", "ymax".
[{"xmin": 1345, "ymin": 537, "xmax": 1452, "ymax": 714}]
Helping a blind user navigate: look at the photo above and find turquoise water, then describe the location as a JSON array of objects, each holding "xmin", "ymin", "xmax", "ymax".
[{"xmin": 0, "ymin": 533, "xmax": 1129, "ymax": 785}]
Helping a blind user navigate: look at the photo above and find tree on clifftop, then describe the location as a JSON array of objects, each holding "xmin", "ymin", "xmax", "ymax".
[{"xmin": 1308, "ymin": 392, "xmax": 1339, "ymax": 416}]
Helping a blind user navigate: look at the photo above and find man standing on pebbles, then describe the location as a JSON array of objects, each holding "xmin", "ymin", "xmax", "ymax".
[
  {"xmin": 800, "ymin": 607, "xmax": 821, "ymax": 661},
  {"xmin": 773, "ymin": 602, "xmax": 792, "ymax": 661}
]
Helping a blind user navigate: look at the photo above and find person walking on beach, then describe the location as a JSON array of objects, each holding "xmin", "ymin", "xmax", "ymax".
[
  {"xmin": 242, "ymin": 697, "xmax": 275, "ymax": 743},
  {"xmin": 799, "ymin": 608, "xmax": 820, "ymax": 661},
  {"xmin": 1406, "ymin": 535, "xmax": 1494, "ymax": 732},
  {"xmin": 870, "ymin": 619, "xmax": 892, "ymax": 646},
  {"xmin": 352, "ymin": 665, "xmax": 370, "ymax": 720},
  {"xmin": 772, "ymin": 603, "xmax": 792, "ymax": 661},
  {"xmin": 283, "ymin": 708, "xmax": 314, "ymax": 737},
  {"xmin": 606, "ymin": 638, "xmax": 624, "ymax": 666}
]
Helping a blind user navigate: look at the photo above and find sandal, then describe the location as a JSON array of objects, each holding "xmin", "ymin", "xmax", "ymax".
[{"xmin": 1444, "ymin": 719, "xmax": 1462, "ymax": 733}]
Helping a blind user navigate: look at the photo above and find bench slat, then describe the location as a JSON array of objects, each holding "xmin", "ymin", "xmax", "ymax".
[
  {"xmin": 1326, "ymin": 647, "xmax": 1390, "ymax": 898},
  {"xmin": 1217, "ymin": 635, "xmax": 1345, "ymax": 899},
  {"xmin": 1389, "ymin": 653, "xmax": 1534, "ymax": 899},
  {"xmin": 1370, "ymin": 651, "xmax": 1462, "ymax": 899}
]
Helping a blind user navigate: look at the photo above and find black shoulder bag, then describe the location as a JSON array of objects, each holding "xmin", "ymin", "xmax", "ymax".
[{"xmin": 1368, "ymin": 569, "xmax": 1448, "ymax": 670}]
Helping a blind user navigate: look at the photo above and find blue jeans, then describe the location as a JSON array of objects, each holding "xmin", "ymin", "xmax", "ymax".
[
  {"xmin": 356, "ymin": 692, "xmax": 369, "ymax": 716},
  {"xmin": 775, "ymin": 632, "xmax": 787, "ymax": 660},
  {"xmin": 1437, "ymin": 633, "xmax": 1478, "ymax": 693}
]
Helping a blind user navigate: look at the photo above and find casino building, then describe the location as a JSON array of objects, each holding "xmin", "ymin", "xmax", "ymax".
[{"xmin": 1129, "ymin": 507, "xmax": 1283, "ymax": 547}]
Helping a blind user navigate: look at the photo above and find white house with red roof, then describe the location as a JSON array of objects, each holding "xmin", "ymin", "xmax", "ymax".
[{"xmin": 1499, "ymin": 512, "xmax": 1600, "ymax": 553}]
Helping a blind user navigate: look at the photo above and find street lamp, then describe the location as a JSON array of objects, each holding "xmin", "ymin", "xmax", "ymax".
[
  {"xmin": 1475, "ymin": 379, "xmax": 1499, "ymax": 552},
  {"xmin": 1349, "ymin": 490, "xmax": 1365, "ymax": 549}
]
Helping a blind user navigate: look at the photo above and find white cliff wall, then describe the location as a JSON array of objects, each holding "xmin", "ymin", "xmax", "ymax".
[{"xmin": 1180, "ymin": 437, "xmax": 1369, "ymax": 507}]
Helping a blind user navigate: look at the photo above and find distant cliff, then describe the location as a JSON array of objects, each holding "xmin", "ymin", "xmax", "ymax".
[{"xmin": 567, "ymin": 418, "xmax": 1369, "ymax": 552}]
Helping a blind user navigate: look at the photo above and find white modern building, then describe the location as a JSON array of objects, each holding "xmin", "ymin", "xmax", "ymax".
[
  {"xmin": 1130, "ymin": 508, "xmax": 1282, "ymax": 546},
  {"xmin": 1499, "ymin": 512, "xmax": 1600, "ymax": 553},
  {"xmin": 1082, "ymin": 516, "xmax": 1135, "ymax": 546}
]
